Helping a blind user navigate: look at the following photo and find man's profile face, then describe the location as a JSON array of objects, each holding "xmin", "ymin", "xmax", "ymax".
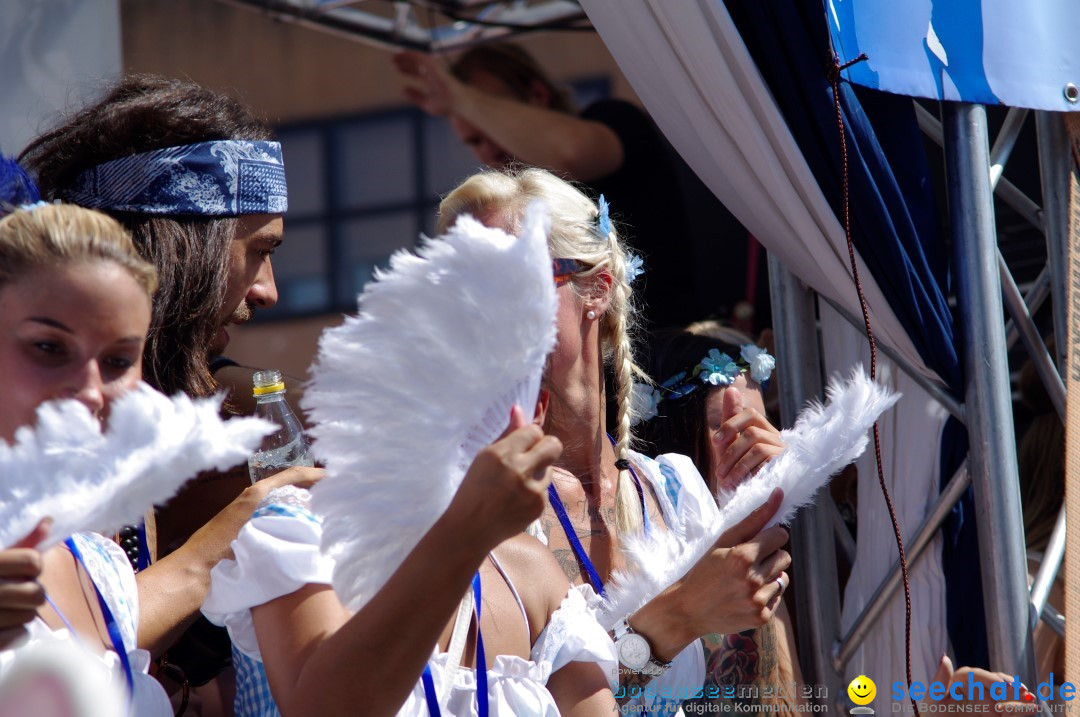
[{"xmin": 212, "ymin": 214, "xmax": 282, "ymax": 355}]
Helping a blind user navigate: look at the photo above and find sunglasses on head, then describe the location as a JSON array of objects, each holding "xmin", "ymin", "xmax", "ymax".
[{"xmin": 552, "ymin": 258, "xmax": 584, "ymax": 284}]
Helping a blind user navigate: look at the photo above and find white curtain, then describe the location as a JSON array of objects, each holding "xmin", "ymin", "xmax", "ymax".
[{"xmin": 580, "ymin": 0, "xmax": 950, "ymax": 705}]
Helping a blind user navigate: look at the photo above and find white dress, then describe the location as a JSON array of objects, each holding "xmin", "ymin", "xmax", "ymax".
[
  {"xmin": 0, "ymin": 532, "xmax": 172, "ymax": 716},
  {"xmin": 203, "ymin": 486, "xmax": 617, "ymax": 717},
  {"xmin": 529, "ymin": 450, "xmax": 718, "ymax": 715}
]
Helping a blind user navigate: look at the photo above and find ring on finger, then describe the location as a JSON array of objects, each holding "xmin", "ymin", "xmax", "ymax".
[{"xmin": 775, "ymin": 576, "xmax": 785, "ymax": 592}]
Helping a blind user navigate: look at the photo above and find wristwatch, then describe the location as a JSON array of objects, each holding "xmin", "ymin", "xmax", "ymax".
[{"xmin": 612, "ymin": 617, "xmax": 672, "ymax": 677}]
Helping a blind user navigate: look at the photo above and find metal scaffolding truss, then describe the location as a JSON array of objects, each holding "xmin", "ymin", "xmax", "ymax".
[
  {"xmin": 216, "ymin": 0, "xmax": 590, "ymax": 53},
  {"xmin": 771, "ymin": 103, "xmax": 1070, "ymax": 711}
]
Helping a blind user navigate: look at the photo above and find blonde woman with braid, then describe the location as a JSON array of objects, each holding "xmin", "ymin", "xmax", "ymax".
[{"xmin": 437, "ymin": 167, "xmax": 793, "ymax": 714}]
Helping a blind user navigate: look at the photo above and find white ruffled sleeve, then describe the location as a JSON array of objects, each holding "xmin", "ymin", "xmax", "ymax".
[
  {"xmin": 530, "ymin": 586, "xmax": 618, "ymax": 683},
  {"xmin": 201, "ymin": 486, "xmax": 334, "ymax": 660}
]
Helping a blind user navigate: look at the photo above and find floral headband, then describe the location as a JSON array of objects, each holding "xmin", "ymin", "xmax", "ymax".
[{"xmin": 631, "ymin": 345, "xmax": 776, "ymax": 424}]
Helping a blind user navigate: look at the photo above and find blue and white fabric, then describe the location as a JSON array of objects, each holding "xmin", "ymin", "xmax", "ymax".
[
  {"xmin": 63, "ymin": 140, "xmax": 287, "ymax": 216},
  {"xmin": 204, "ymin": 485, "xmax": 616, "ymax": 717},
  {"xmin": 529, "ymin": 450, "xmax": 713, "ymax": 716},
  {"xmin": 0, "ymin": 532, "xmax": 172, "ymax": 716}
]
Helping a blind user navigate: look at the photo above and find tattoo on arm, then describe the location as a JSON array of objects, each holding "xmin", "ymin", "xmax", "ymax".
[{"xmin": 686, "ymin": 622, "xmax": 782, "ymax": 709}]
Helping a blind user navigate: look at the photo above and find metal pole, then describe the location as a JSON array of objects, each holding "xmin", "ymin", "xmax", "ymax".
[
  {"xmin": 1030, "ymin": 506, "xmax": 1067, "ymax": 622},
  {"xmin": 998, "ymin": 251, "xmax": 1067, "ymax": 420},
  {"xmin": 942, "ymin": 102, "xmax": 1037, "ymax": 682},
  {"xmin": 990, "ymin": 108, "xmax": 1029, "ymax": 189},
  {"xmin": 1005, "ymin": 266, "xmax": 1050, "ymax": 350},
  {"xmin": 833, "ymin": 459, "xmax": 970, "ymax": 670},
  {"xmin": 1035, "ymin": 111, "xmax": 1072, "ymax": 371},
  {"xmin": 767, "ymin": 253, "xmax": 842, "ymax": 698}
]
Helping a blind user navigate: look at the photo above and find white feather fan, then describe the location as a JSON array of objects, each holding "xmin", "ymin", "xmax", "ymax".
[
  {"xmin": 305, "ymin": 202, "xmax": 558, "ymax": 612},
  {"xmin": 0, "ymin": 383, "xmax": 272, "ymax": 550},
  {"xmin": 596, "ymin": 367, "xmax": 899, "ymax": 628}
]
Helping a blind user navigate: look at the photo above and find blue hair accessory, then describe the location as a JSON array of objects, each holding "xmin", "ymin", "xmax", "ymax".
[
  {"xmin": 63, "ymin": 140, "xmax": 288, "ymax": 217},
  {"xmin": 596, "ymin": 194, "xmax": 612, "ymax": 238},
  {"xmin": 633, "ymin": 344, "xmax": 776, "ymax": 424},
  {"xmin": 0, "ymin": 155, "xmax": 41, "ymax": 215},
  {"xmin": 626, "ymin": 253, "xmax": 645, "ymax": 283}
]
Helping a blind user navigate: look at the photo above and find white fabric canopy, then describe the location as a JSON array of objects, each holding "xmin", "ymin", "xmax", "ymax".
[{"xmin": 580, "ymin": 0, "xmax": 950, "ymax": 703}]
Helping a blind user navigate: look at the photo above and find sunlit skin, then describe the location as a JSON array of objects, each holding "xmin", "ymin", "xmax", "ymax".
[
  {"xmin": 0, "ymin": 261, "xmax": 150, "ymax": 443},
  {"xmin": 0, "ymin": 259, "xmax": 151, "ymax": 656},
  {"xmin": 211, "ymin": 214, "xmax": 282, "ymax": 355}
]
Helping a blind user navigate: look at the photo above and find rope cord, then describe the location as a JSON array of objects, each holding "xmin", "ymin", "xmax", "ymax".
[{"xmin": 828, "ymin": 51, "xmax": 919, "ymax": 717}]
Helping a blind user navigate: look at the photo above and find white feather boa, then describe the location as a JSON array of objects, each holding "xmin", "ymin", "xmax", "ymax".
[
  {"xmin": 0, "ymin": 383, "xmax": 272, "ymax": 550},
  {"xmin": 305, "ymin": 203, "xmax": 558, "ymax": 612},
  {"xmin": 596, "ymin": 367, "xmax": 899, "ymax": 628}
]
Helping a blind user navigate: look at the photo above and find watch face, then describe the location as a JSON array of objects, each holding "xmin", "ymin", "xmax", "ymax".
[{"xmin": 617, "ymin": 633, "xmax": 651, "ymax": 671}]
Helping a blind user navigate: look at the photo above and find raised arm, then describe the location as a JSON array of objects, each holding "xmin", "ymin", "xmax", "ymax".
[
  {"xmin": 253, "ymin": 407, "xmax": 561, "ymax": 717},
  {"xmin": 393, "ymin": 52, "xmax": 622, "ymax": 182},
  {"xmin": 615, "ymin": 489, "xmax": 790, "ymax": 699},
  {"xmin": 135, "ymin": 466, "xmax": 323, "ymax": 654}
]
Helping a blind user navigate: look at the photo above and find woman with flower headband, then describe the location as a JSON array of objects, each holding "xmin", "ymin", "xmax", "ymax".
[
  {"xmin": 640, "ymin": 330, "xmax": 804, "ymax": 711},
  {"xmin": 436, "ymin": 166, "xmax": 793, "ymax": 714}
]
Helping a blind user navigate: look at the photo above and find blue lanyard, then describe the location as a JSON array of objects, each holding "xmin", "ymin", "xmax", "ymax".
[
  {"xmin": 421, "ymin": 572, "xmax": 488, "ymax": 717},
  {"xmin": 547, "ymin": 443, "xmax": 650, "ymax": 597},
  {"xmin": 135, "ymin": 522, "xmax": 151, "ymax": 572},
  {"xmin": 64, "ymin": 536, "xmax": 136, "ymax": 699}
]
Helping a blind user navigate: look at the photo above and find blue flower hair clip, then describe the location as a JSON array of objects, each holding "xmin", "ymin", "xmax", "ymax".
[
  {"xmin": 596, "ymin": 194, "xmax": 612, "ymax": 239},
  {"xmin": 626, "ymin": 254, "xmax": 644, "ymax": 284},
  {"xmin": 633, "ymin": 344, "xmax": 777, "ymax": 424}
]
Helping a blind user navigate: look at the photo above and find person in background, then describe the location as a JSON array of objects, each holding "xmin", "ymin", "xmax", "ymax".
[
  {"xmin": 396, "ymin": 43, "xmax": 710, "ymax": 333},
  {"xmin": 641, "ymin": 330, "xmax": 803, "ymax": 711}
]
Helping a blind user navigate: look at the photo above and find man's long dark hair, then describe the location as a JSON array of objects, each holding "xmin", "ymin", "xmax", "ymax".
[{"xmin": 21, "ymin": 75, "xmax": 274, "ymax": 399}]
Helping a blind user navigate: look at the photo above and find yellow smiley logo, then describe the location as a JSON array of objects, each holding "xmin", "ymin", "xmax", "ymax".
[{"xmin": 848, "ymin": 675, "xmax": 877, "ymax": 706}]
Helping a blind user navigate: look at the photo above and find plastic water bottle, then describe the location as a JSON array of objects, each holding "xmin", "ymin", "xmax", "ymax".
[{"xmin": 247, "ymin": 369, "xmax": 314, "ymax": 483}]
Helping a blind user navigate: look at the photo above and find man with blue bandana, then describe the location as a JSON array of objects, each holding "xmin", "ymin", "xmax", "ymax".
[{"xmin": 20, "ymin": 74, "xmax": 321, "ymax": 710}]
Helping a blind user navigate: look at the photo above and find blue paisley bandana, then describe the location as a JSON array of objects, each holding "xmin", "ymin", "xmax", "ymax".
[{"xmin": 63, "ymin": 140, "xmax": 288, "ymax": 216}]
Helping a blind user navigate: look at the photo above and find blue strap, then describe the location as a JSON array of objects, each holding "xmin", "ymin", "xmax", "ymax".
[
  {"xmin": 420, "ymin": 665, "xmax": 441, "ymax": 717},
  {"xmin": 64, "ymin": 537, "xmax": 135, "ymax": 699},
  {"xmin": 420, "ymin": 572, "xmax": 489, "ymax": 717},
  {"xmin": 472, "ymin": 573, "xmax": 489, "ymax": 717},
  {"xmin": 135, "ymin": 522, "xmax": 151, "ymax": 572},
  {"xmin": 547, "ymin": 484, "xmax": 607, "ymax": 597}
]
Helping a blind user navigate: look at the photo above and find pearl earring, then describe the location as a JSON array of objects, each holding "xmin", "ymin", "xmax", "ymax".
[{"xmin": 587, "ymin": 310, "xmax": 597, "ymax": 320}]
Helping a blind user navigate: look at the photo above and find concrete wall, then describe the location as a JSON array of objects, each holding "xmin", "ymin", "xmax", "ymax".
[{"xmin": 120, "ymin": 0, "xmax": 635, "ymax": 393}]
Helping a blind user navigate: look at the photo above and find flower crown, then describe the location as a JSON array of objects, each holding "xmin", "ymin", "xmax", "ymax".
[
  {"xmin": 595, "ymin": 194, "xmax": 644, "ymax": 283},
  {"xmin": 631, "ymin": 345, "xmax": 776, "ymax": 424}
]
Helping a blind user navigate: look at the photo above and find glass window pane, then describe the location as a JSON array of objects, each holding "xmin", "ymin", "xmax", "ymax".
[
  {"xmin": 279, "ymin": 130, "xmax": 325, "ymax": 216},
  {"xmin": 423, "ymin": 115, "xmax": 483, "ymax": 198},
  {"xmin": 336, "ymin": 116, "xmax": 416, "ymax": 210},
  {"xmin": 338, "ymin": 212, "xmax": 417, "ymax": 302}
]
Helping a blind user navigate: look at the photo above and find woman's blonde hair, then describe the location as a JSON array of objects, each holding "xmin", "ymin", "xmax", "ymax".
[
  {"xmin": 438, "ymin": 166, "xmax": 650, "ymax": 533},
  {"xmin": 0, "ymin": 204, "xmax": 157, "ymax": 298}
]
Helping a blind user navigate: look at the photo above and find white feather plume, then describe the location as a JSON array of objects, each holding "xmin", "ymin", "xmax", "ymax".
[
  {"xmin": 305, "ymin": 202, "xmax": 559, "ymax": 612},
  {"xmin": 596, "ymin": 367, "xmax": 899, "ymax": 628},
  {"xmin": 0, "ymin": 383, "xmax": 273, "ymax": 550}
]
